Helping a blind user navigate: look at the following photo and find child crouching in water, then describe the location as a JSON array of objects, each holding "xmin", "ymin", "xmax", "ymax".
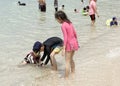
[{"xmin": 20, "ymin": 41, "xmax": 42, "ymax": 65}]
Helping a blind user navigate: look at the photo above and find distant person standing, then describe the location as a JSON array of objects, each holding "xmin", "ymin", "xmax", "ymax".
[
  {"xmin": 54, "ymin": 0, "xmax": 58, "ymax": 12},
  {"xmin": 81, "ymin": 0, "xmax": 84, "ymax": 3},
  {"xmin": 89, "ymin": 0, "xmax": 99, "ymax": 26},
  {"xmin": 62, "ymin": 5, "xmax": 65, "ymax": 10},
  {"xmin": 38, "ymin": 0, "xmax": 46, "ymax": 12}
]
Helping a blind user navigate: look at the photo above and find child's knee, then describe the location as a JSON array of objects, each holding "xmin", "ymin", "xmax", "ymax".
[{"xmin": 50, "ymin": 52, "xmax": 55, "ymax": 58}]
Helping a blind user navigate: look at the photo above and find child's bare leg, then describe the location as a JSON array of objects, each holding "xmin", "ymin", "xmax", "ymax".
[
  {"xmin": 50, "ymin": 51, "xmax": 57, "ymax": 71},
  {"xmin": 70, "ymin": 51, "xmax": 75, "ymax": 74},
  {"xmin": 91, "ymin": 20, "xmax": 95, "ymax": 26},
  {"xmin": 50, "ymin": 58, "xmax": 53, "ymax": 66},
  {"xmin": 70, "ymin": 58, "xmax": 75, "ymax": 79},
  {"xmin": 64, "ymin": 52, "xmax": 71, "ymax": 79}
]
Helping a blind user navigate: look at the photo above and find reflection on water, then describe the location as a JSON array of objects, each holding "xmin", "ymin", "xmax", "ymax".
[{"xmin": 39, "ymin": 12, "xmax": 46, "ymax": 22}]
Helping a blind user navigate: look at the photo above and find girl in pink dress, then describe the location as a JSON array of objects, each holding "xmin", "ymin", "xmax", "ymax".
[{"xmin": 55, "ymin": 11, "xmax": 79, "ymax": 79}]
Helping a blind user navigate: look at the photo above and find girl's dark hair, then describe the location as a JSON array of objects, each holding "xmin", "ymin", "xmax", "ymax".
[{"xmin": 55, "ymin": 11, "xmax": 71, "ymax": 24}]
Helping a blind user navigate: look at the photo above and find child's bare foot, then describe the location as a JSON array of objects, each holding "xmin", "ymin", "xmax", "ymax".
[
  {"xmin": 64, "ymin": 76, "xmax": 69, "ymax": 80},
  {"xmin": 50, "ymin": 70, "xmax": 58, "ymax": 74},
  {"xmin": 70, "ymin": 73, "xmax": 75, "ymax": 79}
]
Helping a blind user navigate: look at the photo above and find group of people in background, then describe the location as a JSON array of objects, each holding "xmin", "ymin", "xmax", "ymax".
[
  {"xmin": 81, "ymin": 0, "xmax": 118, "ymax": 26},
  {"xmin": 74, "ymin": 0, "xmax": 99, "ymax": 26},
  {"xmin": 86, "ymin": 0, "xmax": 118, "ymax": 26},
  {"xmin": 38, "ymin": 0, "xmax": 64, "ymax": 12},
  {"xmin": 18, "ymin": 0, "xmax": 118, "ymax": 27},
  {"xmin": 38, "ymin": 0, "xmax": 98, "ymax": 26}
]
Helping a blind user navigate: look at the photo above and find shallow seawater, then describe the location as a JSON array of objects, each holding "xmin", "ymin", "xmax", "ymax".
[{"xmin": 0, "ymin": 0, "xmax": 120, "ymax": 86}]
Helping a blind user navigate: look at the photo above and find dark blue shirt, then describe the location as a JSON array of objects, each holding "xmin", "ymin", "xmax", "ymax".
[
  {"xmin": 41, "ymin": 37, "xmax": 63, "ymax": 65},
  {"xmin": 110, "ymin": 21, "xmax": 118, "ymax": 26}
]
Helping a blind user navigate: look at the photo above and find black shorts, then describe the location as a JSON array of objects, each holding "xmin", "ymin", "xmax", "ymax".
[
  {"xmin": 39, "ymin": 4, "xmax": 46, "ymax": 12},
  {"xmin": 90, "ymin": 14, "xmax": 95, "ymax": 21}
]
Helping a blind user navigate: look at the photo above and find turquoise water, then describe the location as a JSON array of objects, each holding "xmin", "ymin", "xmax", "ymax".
[{"xmin": 0, "ymin": 0, "xmax": 120, "ymax": 86}]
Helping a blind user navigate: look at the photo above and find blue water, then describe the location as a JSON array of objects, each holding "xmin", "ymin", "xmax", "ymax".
[{"xmin": 0, "ymin": 0, "xmax": 120, "ymax": 86}]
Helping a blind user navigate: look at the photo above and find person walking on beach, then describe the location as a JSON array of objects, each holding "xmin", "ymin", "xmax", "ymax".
[
  {"xmin": 38, "ymin": 0, "xmax": 46, "ymax": 12},
  {"xmin": 89, "ymin": 0, "xmax": 99, "ymax": 26},
  {"xmin": 54, "ymin": 0, "xmax": 58, "ymax": 12},
  {"xmin": 55, "ymin": 11, "xmax": 79, "ymax": 79}
]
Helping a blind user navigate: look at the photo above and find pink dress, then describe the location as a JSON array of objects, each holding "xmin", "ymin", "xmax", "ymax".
[
  {"xmin": 89, "ymin": 0, "xmax": 96, "ymax": 15},
  {"xmin": 61, "ymin": 22, "xmax": 79, "ymax": 51}
]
